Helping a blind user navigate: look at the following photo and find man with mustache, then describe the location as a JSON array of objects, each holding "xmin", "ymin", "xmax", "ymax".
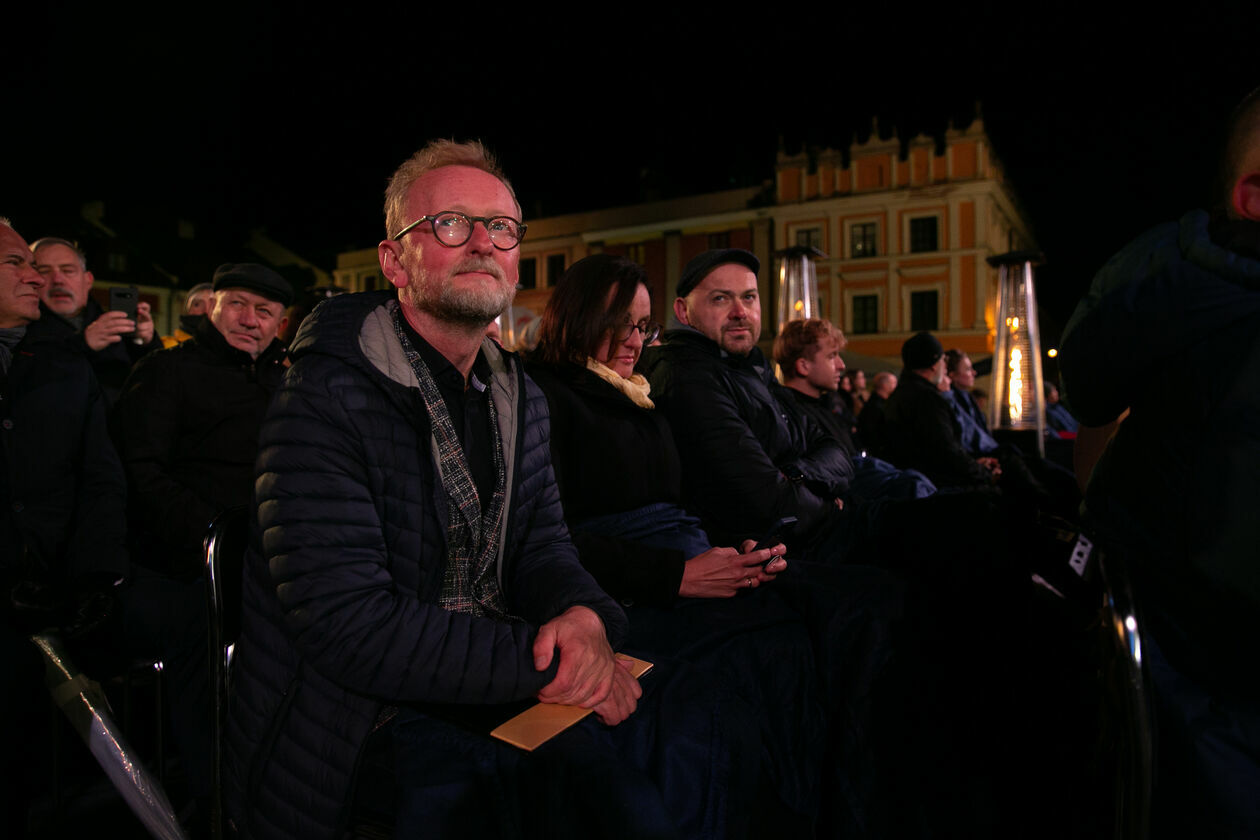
[
  {"xmin": 30, "ymin": 237, "xmax": 162, "ymax": 403},
  {"xmin": 225, "ymin": 141, "xmax": 750, "ymax": 840},
  {"xmin": 642, "ymin": 249, "xmax": 854, "ymax": 554}
]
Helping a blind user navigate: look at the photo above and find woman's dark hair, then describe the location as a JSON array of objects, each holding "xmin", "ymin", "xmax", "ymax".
[
  {"xmin": 533, "ymin": 253, "xmax": 649, "ymax": 366},
  {"xmin": 944, "ymin": 348, "xmax": 969, "ymax": 375}
]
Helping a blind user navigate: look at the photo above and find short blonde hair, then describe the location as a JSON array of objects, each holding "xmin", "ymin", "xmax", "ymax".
[
  {"xmin": 773, "ymin": 318, "xmax": 845, "ymax": 376},
  {"xmin": 382, "ymin": 139, "xmax": 519, "ymax": 238}
]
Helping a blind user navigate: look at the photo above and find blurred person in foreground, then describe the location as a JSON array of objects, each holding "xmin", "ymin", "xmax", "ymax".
[{"xmin": 1058, "ymin": 85, "xmax": 1260, "ymax": 837}]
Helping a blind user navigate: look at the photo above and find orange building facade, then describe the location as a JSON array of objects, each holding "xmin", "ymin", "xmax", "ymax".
[{"xmin": 333, "ymin": 117, "xmax": 1033, "ymax": 367}]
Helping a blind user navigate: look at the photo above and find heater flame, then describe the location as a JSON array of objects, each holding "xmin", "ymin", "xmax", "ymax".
[{"xmin": 1009, "ymin": 347, "xmax": 1023, "ymax": 423}]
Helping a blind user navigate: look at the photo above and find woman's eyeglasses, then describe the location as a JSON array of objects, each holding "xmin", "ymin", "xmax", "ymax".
[{"xmin": 614, "ymin": 320, "xmax": 662, "ymax": 345}]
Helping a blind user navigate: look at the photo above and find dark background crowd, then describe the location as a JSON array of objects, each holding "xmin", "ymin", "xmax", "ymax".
[{"xmin": 4, "ymin": 9, "xmax": 1259, "ymax": 839}]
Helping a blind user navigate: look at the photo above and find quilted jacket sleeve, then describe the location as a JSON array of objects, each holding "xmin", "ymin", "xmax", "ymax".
[{"xmin": 253, "ymin": 358, "xmax": 559, "ymax": 705}]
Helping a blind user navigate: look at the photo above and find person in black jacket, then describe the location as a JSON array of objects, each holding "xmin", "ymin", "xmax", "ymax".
[
  {"xmin": 110, "ymin": 263, "xmax": 293, "ymax": 577},
  {"xmin": 641, "ymin": 249, "xmax": 853, "ymax": 555},
  {"xmin": 226, "ymin": 142, "xmax": 753, "ymax": 840},
  {"xmin": 774, "ymin": 319, "xmax": 934, "ymax": 505},
  {"xmin": 529, "ymin": 253, "xmax": 916, "ymax": 836},
  {"xmin": 1, "ymin": 218, "xmax": 131, "ymax": 832},
  {"xmin": 881, "ymin": 332, "xmax": 1000, "ymax": 490},
  {"xmin": 1058, "ymin": 89, "xmax": 1260, "ymax": 836},
  {"xmin": 29, "ymin": 237, "xmax": 162, "ymax": 403}
]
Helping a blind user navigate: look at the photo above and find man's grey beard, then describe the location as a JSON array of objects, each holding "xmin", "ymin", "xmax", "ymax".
[{"xmin": 402, "ymin": 257, "xmax": 516, "ymax": 328}]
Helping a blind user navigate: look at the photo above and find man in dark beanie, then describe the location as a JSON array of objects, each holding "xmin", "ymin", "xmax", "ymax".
[
  {"xmin": 110, "ymin": 263, "xmax": 293, "ymax": 576},
  {"xmin": 881, "ymin": 331, "xmax": 1000, "ymax": 489}
]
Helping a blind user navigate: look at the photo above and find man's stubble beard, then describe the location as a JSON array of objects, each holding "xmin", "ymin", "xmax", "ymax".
[{"xmin": 402, "ymin": 256, "xmax": 517, "ymax": 328}]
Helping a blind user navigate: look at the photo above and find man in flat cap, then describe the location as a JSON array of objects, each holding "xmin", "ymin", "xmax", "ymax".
[{"xmin": 111, "ymin": 263, "xmax": 292, "ymax": 576}]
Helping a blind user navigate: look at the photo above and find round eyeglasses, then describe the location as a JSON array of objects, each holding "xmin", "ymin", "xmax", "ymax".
[
  {"xmin": 392, "ymin": 211, "xmax": 528, "ymax": 251},
  {"xmin": 614, "ymin": 320, "xmax": 662, "ymax": 345}
]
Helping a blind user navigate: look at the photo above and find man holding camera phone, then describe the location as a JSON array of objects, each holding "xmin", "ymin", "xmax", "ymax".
[{"xmin": 29, "ymin": 236, "xmax": 161, "ymax": 402}]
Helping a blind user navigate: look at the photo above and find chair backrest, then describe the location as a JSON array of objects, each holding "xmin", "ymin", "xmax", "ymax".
[{"xmin": 204, "ymin": 505, "xmax": 249, "ymax": 840}]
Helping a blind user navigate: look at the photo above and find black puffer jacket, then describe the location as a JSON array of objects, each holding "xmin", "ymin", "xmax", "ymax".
[
  {"xmin": 110, "ymin": 317, "xmax": 287, "ymax": 576},
  {"xmin": 224, "ymin": 291, "xmax": 626, "ymax": 840},
  {"xmin": 641, "ymin": 328, "xmax": 852, "ymax": 549}
]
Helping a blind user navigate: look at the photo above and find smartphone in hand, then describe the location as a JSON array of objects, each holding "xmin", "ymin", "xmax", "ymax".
[
  {"xmin": 749, "ymin": 516, "xmax": 797, "ymax": 567},
  {"xmin": 109, "ymin": 286, "xmax": 139, "ymax": 320}
]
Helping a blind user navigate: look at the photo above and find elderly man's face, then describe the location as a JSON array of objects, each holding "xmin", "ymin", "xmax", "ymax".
[
  {"xmin": 676, "ymin": 263, "xmax": 761, "ymax": 355},
  {"xmin": 210, "ymin": 288, "xmax": 284, "ymax": 359},
  {"xmin": 33, "ymin": 242, "xmax": 93, "ymax": 318},
  {"xmin": 929, "ymin": 356, "xmax": 948, "ymax": 386},
  {"xmin": 384, "ymin": 165, "xmax": 520, "ymax": 327},
  {"xmin": 186, "ymin": 289, "xmax": 214, "ymax": 316},
  {"xmin": 0, "ymin": 226, "xmax": 45, "ymax": 328}
]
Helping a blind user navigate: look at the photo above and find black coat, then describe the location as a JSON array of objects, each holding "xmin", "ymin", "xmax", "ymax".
[
  {"xmin": 641, "ymin": 329, "xmax": 852, "ymax": 549},
  {"xmin": 109, "ymin": 317, "xmax": 287, "ymax": 576},
  {"xmin": 781, "ymin": 387, "xmax": 858, "ymax": 457},
  {"xmin": 1, "ymin": 329, "xmax": 128, "ymax": 592},
  {"xmin": 881, "ymin": 372, "xmax": 991, "ymax": 487},
  {"xmin": 225, "ymin": 291, "xmax": 626, "ymax": 840},
  {"xmin": 527, "ymin": 361, "xmax": 688, "ymax": 606},
  {"xmin": 25, "ymin": 298, "xmax": 163, "ymax": 406}
]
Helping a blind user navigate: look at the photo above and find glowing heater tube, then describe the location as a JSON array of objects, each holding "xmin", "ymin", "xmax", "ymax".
[
  {"xmin": 987, "ymin": 251, "xmax": 1046, "ymax": 457},
  {"xmin": 774, "ymin": 245, "xmax": 824, "ymax": 333}
]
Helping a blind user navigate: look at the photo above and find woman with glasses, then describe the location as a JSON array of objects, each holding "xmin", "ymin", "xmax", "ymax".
[{"xmin": 526, "ymin": 254, "xmax": 832, "ymax": 833}]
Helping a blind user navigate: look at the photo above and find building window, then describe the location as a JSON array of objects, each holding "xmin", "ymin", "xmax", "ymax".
[
  {"xmin": 794, "ymin": 227, "xmax": 822, "ymax": 251},
  {"xmin": 851, "ymin": 294, "xmax": 879, "ymax": 334},
  {"xmin": 708, "ymin": 232, "xmax": 731, "ymax": 250},
  {"xmin": 546, "ymin": 254, "xmax": 566, "ymax": 286},
  {"xmin": 518, "ymin": 257, "xmax": 537, "ymax": 290},
  {"xmin": 909, "ymin": 216, "xmax": 939, "ymax": 253},
  {"xmin": 850, "ymin": 222, "xmax": 878, "ymax": 258},
  {"xmin": 909, "ymin": 290, "xmax": 939, "ymax": 331}
]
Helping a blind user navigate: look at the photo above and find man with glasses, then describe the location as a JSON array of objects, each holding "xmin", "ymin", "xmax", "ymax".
[{"xmin": 226, "ymin": 141, "xmax": 748, "ymax": 840}]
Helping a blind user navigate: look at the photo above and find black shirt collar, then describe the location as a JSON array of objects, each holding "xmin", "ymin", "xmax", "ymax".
[{"xmin": 398, "ymin": 316, "xmax": 491, "ymax": 393}]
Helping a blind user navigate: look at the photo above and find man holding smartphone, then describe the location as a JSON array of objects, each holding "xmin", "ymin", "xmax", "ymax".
[{"xmin": 29, "ymin": 237, "xmax": 161, "ymax": 402}]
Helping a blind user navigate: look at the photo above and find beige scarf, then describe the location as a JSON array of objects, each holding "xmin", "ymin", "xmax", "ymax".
[{"xmin": 585, "ymin": 358, "xmax": 655, "ymax": 409}]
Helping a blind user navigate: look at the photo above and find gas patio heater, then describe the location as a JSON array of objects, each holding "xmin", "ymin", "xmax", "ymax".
[
  {"xmin": 986, "ymin": 250, "xmax": 1046, "ymax": 457},
  {"xmin": 774, "ymin": 245, "xmax": 825, "ymax": 333}
]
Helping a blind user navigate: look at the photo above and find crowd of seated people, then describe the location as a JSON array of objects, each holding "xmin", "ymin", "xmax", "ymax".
[
  {"xmin": 0, "ymin": 227, "xmax": 1098, "ymax": 839},
  {"xmin": 13, "ymin": 99, "xmax": 1260, "ymax": 839}
]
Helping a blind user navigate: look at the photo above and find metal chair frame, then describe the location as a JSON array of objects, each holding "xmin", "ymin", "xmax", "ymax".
[{"xmin": 204, "ymin": 506, "xmax": 249, "ymax": 840}]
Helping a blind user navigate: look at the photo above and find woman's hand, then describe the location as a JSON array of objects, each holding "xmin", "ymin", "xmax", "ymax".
[{"xmin": 678, "ymin": 542, "xmax": 787, "ymax": 598}]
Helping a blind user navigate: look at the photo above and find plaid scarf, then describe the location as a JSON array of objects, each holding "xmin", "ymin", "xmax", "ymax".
[{"xmin": 391, "ymin": 308, "xmax": 512, "ymax": 620}]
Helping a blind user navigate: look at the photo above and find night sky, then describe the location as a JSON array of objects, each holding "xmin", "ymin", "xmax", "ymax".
[{"xmin": 9, "ymin": 4, "xmax": 1257, "ymax": 330}]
